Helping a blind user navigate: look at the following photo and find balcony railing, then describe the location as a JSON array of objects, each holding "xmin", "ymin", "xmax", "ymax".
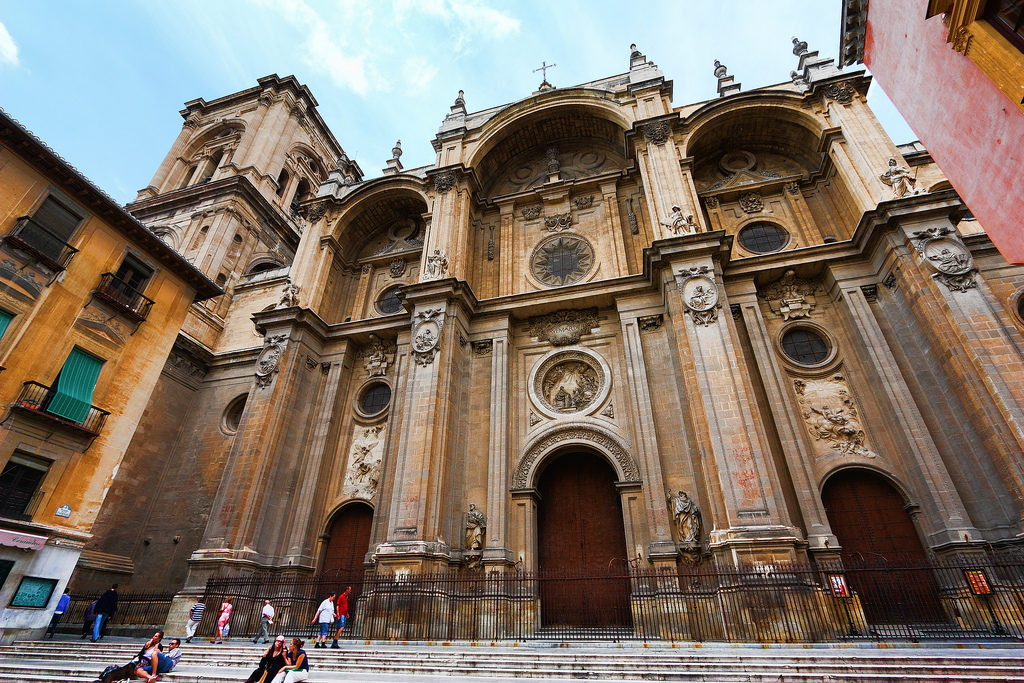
[
  {"xmin": 94, "ymin": 272, "xmax": 155, "ymax": 321},
  {"xmin": 5, "ymin": 216, "xmax": 78, "ymax": 271},
  {"xmin": 12, "ymin": 381, "xmax": 109, "ymax": 436}
]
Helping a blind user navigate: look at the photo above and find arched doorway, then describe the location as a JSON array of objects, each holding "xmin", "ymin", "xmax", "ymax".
[
  {"xmin": 321, "ymin": 503, "xmax": 373, "ymax": 623},
  {"xmin": 821, "ymin": 469, "xmax": 942, "ymax": 623},
  {"xmin": 536, "ymin": 451, "xmax": 631, "ymax": 629}
]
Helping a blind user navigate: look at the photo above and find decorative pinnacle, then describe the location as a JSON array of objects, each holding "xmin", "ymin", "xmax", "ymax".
[
  {"xmin": 792, "ymin": 36, "xmax": 808, "ymax": 56},
  {"xmin": 454, "ymin": 89, "xmax": 465, "ymax": 107},
  {"xmin": 713, "ymin": 60, "xmax": 728, "ymax": 78},
  {"xmin": 391, "ymin": 140, "xmax": 402, "ymax": 160}
]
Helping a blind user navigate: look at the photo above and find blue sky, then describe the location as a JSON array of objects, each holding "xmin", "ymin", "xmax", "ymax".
[{"xmin": 0, "ymin": 1, "xmax": 915, "ymax": 204}]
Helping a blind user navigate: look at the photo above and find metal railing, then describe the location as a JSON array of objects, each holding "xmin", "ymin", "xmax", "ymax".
[
  {"xmin": 197, "ymin": 555, "xmax": 1024, "ymax": 643},
  {"xmin": 94, "ymin": 272, "xmax": 155, "ymax": 321},
  {"xmin": 5, "ymin": 216, "xmax": 78, "ymax": 271},
  {"xmin": 12, "ymin": 381, "xmax": 110, "ymax": 435},
  {"xmin": 61, "ymin": 592, "xmax": 174, "ymax": 635}
]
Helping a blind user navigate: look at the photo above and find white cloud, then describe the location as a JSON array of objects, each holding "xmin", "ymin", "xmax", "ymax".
[
  {"xmin": 0, "ymin": 21, "xmax": 19, "ymax": 67},
  {"xmin": 401, "ymin": 57, "xmax": 439, "ymax": 95}
]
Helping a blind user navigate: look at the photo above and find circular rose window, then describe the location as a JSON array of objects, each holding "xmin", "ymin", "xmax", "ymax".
[
  {"xmin": 529, "ymin": 348, "xmax": 611, "ymax": 418},
  {"xmin": 530, "ymin": 234, "xmax": 594, "ymax": 287}
]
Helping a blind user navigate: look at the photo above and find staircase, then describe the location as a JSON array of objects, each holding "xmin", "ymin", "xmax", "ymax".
[{"xmin": 1, "ymin": 638, "xmax": 1023, "ymax": 682}]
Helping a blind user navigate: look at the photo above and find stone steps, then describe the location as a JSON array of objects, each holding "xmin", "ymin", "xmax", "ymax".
[{"xmin": 1, "ymin": 640, "xmax": 1023, "ymax": 682}]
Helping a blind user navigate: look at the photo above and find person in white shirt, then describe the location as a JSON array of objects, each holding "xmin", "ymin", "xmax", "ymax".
[
  {"xmin": 309, "ymin": 593, "xmax": 335, "ymax": 648},
  {"xmin": 253, "ymin": 600, "xmax": 275, "ymax": 644}
]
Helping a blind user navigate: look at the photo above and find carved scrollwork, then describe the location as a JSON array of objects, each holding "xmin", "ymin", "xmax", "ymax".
[
  {"xmin": 513, "ymin": 426, "xmax": 639, "ymax": 488},
  {"xmin": 521, "ymin": 205, "xmax": 542, "ymax": 220},
  {"xmin": 255, "ymin": 334, "xmax": 288, "ymax": 389},
  {"xmin": 412, "ymin": 307, "xmax": 444, "ymax": 366},
  {"xmin": 528, "ymin": 307, "xmax": 599, "ymax": 346},
  {"xmin": 543, "ymin": 212, "xmax": 573, "ymax": 232},
  {"xmin": 644, "ymin": 121, "xmax": 671, "ymax": 146},
  {"xmin": 637, "ymin": 314, "xmax": 663, "ymax": 332},
  {"xmin": 757, "ymin": 269, "xmax": 821, "ymax": 320},
  {"xmin": 389, "ymin": 257, "xmax": 407, "ymax": 278},
  {"xmin": 573, "ymin": 195, "xmax": 594, "ymax": 210},
  {"xmin": 705, "ymin": 196, "xmax": 719, "ymax": 209},
  {"xmin": 793, "ymin": 374, "xmax": 877, "ymax": 459},
  {"xmin": 433, "ymin": 170, "xmax": 456, "ymax": 193},
  {"xmin": 822, "ymin": 83, "xmax": 854, "ymax": 104},
  {"xmin": 678, "ymin": 266, "xmax": 721, "ymax": 326},
  {"xmin": 739, "ymin": 192, "xmax": 763, "ymax": 213}
]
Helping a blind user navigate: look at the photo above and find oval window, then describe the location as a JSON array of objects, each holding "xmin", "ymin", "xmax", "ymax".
[
  {"xmin": 780, "ymin": 327, "xmax": 830, "ymax": 365},
  {"xmin": 738, "ymin": 222, "xmax": 789, "ymax": 254},
  {"xmin": 376, "ymin": 288, "xmax": 403, "ymax": 315},
  {"xmin": 359, "ymin": 382, "xmax": 392, "ymax": 416},
  {"xmin": 222, "ymin": 394, "xmax": 248, "ymax": 434}
]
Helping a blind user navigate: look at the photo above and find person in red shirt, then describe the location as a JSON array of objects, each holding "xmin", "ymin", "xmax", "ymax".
[{"xmin": 330, "ymin": 587, "xmax": 351, "ymax": 648}]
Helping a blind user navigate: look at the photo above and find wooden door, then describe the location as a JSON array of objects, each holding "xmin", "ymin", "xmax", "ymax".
[{"xmin": 537, "ymin": 452, "xmax": 630, "ymax": 628}]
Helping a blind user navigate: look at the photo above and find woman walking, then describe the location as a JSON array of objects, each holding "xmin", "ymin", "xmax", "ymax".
[{"xmin": 213, "ymin": 598, "xmax": 232, "ymax": 644}]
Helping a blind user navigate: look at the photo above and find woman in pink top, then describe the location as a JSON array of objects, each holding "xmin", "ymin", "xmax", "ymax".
[{"xmin": 214, "ymin": 598, "xmax": 232, "ymax": 644}]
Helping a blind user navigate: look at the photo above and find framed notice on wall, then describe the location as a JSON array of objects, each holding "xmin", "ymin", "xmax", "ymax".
[{"xmin": 9, "ymin": 576, "xmax": 58, "ymax": 608}]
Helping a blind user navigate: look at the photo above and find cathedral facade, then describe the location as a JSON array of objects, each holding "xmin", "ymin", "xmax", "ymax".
[{"xmin": 74, "ymin": 45, "xmax": 1024, "ymax": 637}]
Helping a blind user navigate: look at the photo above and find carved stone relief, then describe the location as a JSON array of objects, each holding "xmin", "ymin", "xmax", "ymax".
[
  {"xmin": 661, "ymin": 205, "xmax": 698, "ymax": 235},
  {"xmin": 625, "ymin": 198, "xmax": 639, "ymax": 235},
  {"xmin": 822, "ymin": 83, "xmax": 854, "ymax": 104},
  {"xmin": 678, "ymin": 266, "xmax": 720, "ymax": 326},
  {"xmin": 530, "ymin": 234, "xmax": 594, "ymax": 287},
  {"xmin": 600, "ymin": 404, "xmax": 615, "ymax": 418},
  {"xmin": 465, "ymin": 504, "xmax": 486, "ymax": 550},
  {"xmin": 739, "ymin": 192, "xmax": 764, "ymax": 213},
  {"xmin": 389, "ymin": 258, "xmax": 407, "ymax": 278},
  {"xmin": 521, "ymin": 205, "xmax": 542, "ymax": 220},
  {"xmin": 360, "ymin": 333, "xmax": 395, "ymax": 377},
  {"xmin": 276, "ymin": 280, "xmax": 300, "ymax": 308},
  {"xmin": 412, "ymin": 307, "xmax": 444, "ymax": 366},
  {"xmin": 543, "ymin": 212, "xmax": 573, "ymax": 232},
  {"xmin": 528, "ymin": 307, "xmax": 599, "ymax": 346},
  {"xmin": 638, "ymin": 314, "xmax": 663, "ymax": 332},
  {"xmin": 911, "ymin": 226, "xmax": 977, "ymax": 292},
  {"xmin": 670, "ymin": 489, "xmax": 702, "ymax": 546},
  {"xmin": 421, "ymin": 248, "xmax": 449, "ymax": 281},
  {"xmin": 793, "ymin": 374, "xmax": 878, "ymax": 459},
  {"xmin": 343, "ymin": 424, "xmax": 385, "ymax": 500},
  {"xmin": 530, "ymin": 348, "xmax": 611, "ymax": 418},
  {"xmin": 433, "ymin": 170, "xmax": 456, "ymax": 193},
  {"xmin": 513, "ymin": 426, "xmax": 639, "ymax": 488},
  {"xmin": 529, "ymin": 411, "xmax": 542, "ymax": 427},
  {"xmin": 255, "ymin": 334, "xmax": 288, "ymax": 389},
  {"xmin": 472, "ymin": 339, "xmax": 493, "ymax": 355},
  {"xmin": 573, "ymin": 195, "xmax": 594, "ymax": 210},
  {"xmin": 758, "ymin": 269, "xmax": 821, "ymax": 320},
  {"xmin": 644, "ymin": 121, "xmax": 671, "ymax": 146}
]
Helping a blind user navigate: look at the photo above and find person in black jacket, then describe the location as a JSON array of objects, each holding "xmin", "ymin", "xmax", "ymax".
[
  {"xmin": 246, "ymin": 635, "xmax": 287, "ymax": 683},
  {"xmin": 92, "ymin": 583, "xmax": 118, "ymax": 642}
]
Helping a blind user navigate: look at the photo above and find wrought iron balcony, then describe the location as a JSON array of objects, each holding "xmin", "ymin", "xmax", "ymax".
[
  {"xmin": 5, "ymin": 216, "xmax": 79, "ymax": 271},
  {"xmin": 12, "ymin": 381, "xmax": 109, "ymax": 436},
  {"xmin": 94, "ymin": 272, "xmax": 155, "ymax": 321}
]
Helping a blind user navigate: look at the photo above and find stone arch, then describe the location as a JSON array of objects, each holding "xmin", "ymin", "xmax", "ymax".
[
  {"xmin": 513, "ymin": 423, "xmax": 639, "ymax": 490},
  {"xmin": 329, "ymin": 181, "xmax": 430, "ymax": 258},
  {"xmin": 682, "ymin": 95, "xmax": 826, "ymax": 160},
  {"xmin": 319, "ymin": 499, "xmax": 375, "ymax": 575},
  {"xmin": 817, "ymin": 461, "xmax": 915, "ymax": 506},
  {"xmin": 181, "ymin": 119, "xmax": 247, "ymax": 161}
]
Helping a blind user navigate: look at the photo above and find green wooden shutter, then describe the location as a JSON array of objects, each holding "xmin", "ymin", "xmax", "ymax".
[
  {"xmin": 0, "ymin": 310, "xmax": 12, "ymax": 340},
  {"xmin": 46, "ymin": 348, "xmax": 103, "ymax": 424}
]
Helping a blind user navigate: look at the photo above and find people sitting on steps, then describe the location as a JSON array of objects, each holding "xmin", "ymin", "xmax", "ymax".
[
  {"xmin": 246, "ymin": 634, "xmax": 288, "ymax": 683},
  {"xmin": 270, "ymin": 638, "xmax": 309, "ymax": 683},
  {"xmin": 134, "ymin": 637, "xmax": 181, "ymax": 682},
  {"xmin": 93, "ymin": 630, "xmax": 171, "ymax": 683}
]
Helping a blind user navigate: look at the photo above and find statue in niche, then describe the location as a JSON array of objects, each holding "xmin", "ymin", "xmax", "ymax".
[
  {"xmin": 545, "ymin": 147, "xmax": 560, "ymax": 175},
  {"xmin": 465, "ymin": 503, "xmax": 486, "ymax": 550},
  {"xmin": 879, "ymin": 158, "xmax": 918, "ymax": 199},
  {"xmin": 671, "ymin": 490, "xmax": 702, "ymax": 545},
  {"xmin": 276, "ymin": 280, "xmax": 300, "ymax": 308},
  {"xmin": 364, "ymin": 333, "xmax": 389, "ymax": 377},
  {"xmin": 661, "ymin": 205, "xmax": 697, "ymax": 235}
]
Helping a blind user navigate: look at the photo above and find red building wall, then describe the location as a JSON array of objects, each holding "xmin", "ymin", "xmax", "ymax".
[{"xmin": 864, "ymin": 0, "xmax": 1024, "ymax": 262}]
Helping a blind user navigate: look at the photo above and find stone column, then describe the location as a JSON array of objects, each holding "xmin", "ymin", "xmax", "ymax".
[
  {"xmin": 143, "ymin": 122, "xmax": 197, "ymax": 196},
  {"xmin": 377, "ymin": 279, "xmax": 476, "ymax": 570},
  {"xmin": 424, "ymin": 169, "xmax": 471, "ymax": 282},
  {"xmin": 496, "ymin": 200, "xmax": 515, "ymax": 297},
  {"xmin": 617, "ymin": 304, "xmax": 677, "ymax": 564},
  {"xmin": 731, "ymin": 284, "xmax": 836, "ymax": 553},
  {"xmin": 656, "ymin": 233, "xmax": 801, "ymax": 563},
  {"xmin": 483, "ymin": 316, "xmax": 513, "ymax": 565},
  {"xmin": 835, "ymin": 280, "xmax": 979, "ymax": 547},
  {"xmin": 599, "ymin": 179, "xmax": 630, "ymax": 275}
]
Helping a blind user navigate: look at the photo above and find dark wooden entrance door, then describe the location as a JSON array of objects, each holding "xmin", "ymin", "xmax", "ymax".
[
  {"xmin": 822, "ymin": 469, "xmax": 943, "ymax": 623},
  {"xmin": 537, "ymin": 451, "xmax": 631, "ymax": 628},
  {"xmin": 322, "ymin": 503, "xmax": 373, "ymax": 621}
]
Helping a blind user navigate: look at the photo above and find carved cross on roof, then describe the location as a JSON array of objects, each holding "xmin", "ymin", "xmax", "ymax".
[{"xmin": 533, "ymin": 60, "xmax": 557, "ymax": 85}]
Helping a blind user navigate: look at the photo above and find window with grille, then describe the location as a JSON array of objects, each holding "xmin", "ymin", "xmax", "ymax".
[
  {"xmin": 376, "ymin": 288, "xmax": 403, "ymax": 315},
  {"xmin": 737, "ymin": 222, "xmax": 788, "ymax": 254},
  {"xmin": 359, "ymin": 383, "xmax": 392, "ymax": 416},
  {"xmin": 986, "ymin": 0, "xmax": 1024, "ymax": 53},
  {"xmin": 0, "ymin": 453, "xmax": 51, "ymax": 519},
  {"xmin": 781, "ymin": 327, "xmax": 830, "ymax": 365}
]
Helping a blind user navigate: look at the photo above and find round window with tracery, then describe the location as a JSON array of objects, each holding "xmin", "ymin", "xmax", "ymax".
[
  {"xmin": 738, "ymin": 222, "xmax": 789, "ymax": 254},
  {"xmin": 376, "ymin": 287, "xmax": 403, "ymax": 315},
  {"xmin": 780, "ymin": 327, "xmax": 830, "ymax": 365},
  {"xmin": 530, "ymin": 234, "xmax": 594, "ymax": 287}
]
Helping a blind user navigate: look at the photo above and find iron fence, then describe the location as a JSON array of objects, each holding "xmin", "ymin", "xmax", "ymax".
[
  {"xmin": 94, "ymin": 272, "xmax": 155, "ymax": 321},
  {"xmin": 6, "ymin": 216, "xmax": 78, "ymax": 271},
  {"xmin": 198, "ymin": 554, "xmax": 1024, "ymax": 643},
  {"xmin": 61, "ymin": 591, "xmax": 174, "ymax": 634}
]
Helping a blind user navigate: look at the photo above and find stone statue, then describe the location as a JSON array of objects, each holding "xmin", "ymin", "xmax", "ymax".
[
  {"xmin": 364, "ymin": 333, "xmax": 389, "ymax": 377},
  {"xmin": 879, "ymin": 158, "xmax": 917, "ymax": 199},
  {"xmin": 277, "ymin": 280, "xmax": 300, "ymax": 308},
  {"xmin": 671, "ymin": 490, "xmax": 702, "ymax": 545},
  {"xmin": 545, "ymin": 147, "xmax": 560, "ymax": 175},
  {"xmin": 465, "ymin": 503, "xmax": 486, "ymax": 550},
  {"xmin": 661, "ymin": 205, "xmax": 697, "ymax": 235},
  {"xmin": 422, "ymin": 248, "xmax": 449, "ymax": 281}
]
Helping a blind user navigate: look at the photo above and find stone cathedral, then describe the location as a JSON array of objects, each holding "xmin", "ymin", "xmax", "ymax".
[{"xmin": 72, "ymin": 43, "xmax": 1024, "ymax": 636}]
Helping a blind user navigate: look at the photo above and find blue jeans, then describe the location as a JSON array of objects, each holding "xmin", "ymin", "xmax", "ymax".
[
  {"xmin": 91, "ymin": 613, "xmax": 107, "ymax": 641},
  {"xmin": 140, "ymin": 653, "xmax": 175, "ymax": 675}
]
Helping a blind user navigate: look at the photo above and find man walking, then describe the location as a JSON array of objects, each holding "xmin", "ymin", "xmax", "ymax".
[
  {"xmin": 46, "ymin": 590, "xmax": 71, "ymax": 638},
  {"xmin": 253, "ymin": 600, "xmax": 274, "ymax": 644},
  {"xmin": 92, "ymin": 583, "xmax": 118, "ymax": 642},
  {"xmin": 310, "ymin": 593, "xmax": 334, "ymax": 648},
  {"xmin": 184, "ymin": 601, "xmax": 205, "ymax": 643},
  {"xmin": 330, "ymin": 587, "xmax": 351, "ymax": 648}
]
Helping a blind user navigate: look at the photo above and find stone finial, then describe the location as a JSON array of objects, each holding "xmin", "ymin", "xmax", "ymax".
[
  {"xmin": 454, "ymin": 89, "xmax": 465, "ymax": 107},
  {"xmin": 450, "ymin": 89, "xmax": 467, "ymax": 115},
  {"xmin": 714, "ymin": 60, "xmax": 741, "ymax": 98},
  {"xmin": 383, "ymin": 139, "xmax": 404, "ymax": 175},
  {"xmin": 629, "ymin": 43, "xmax": 647, "ymax": 69},
  {"xmin": 792, "ymin": 36, "xmax": 808, "ymax": 57}
]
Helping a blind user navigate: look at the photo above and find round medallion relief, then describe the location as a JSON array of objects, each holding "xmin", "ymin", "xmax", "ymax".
[
  {"xmin": 530, "ymin": 234, "xmax": 594, "ymax": 287},
  {"xmin": 529, "ymin": 348, "xmax": 612, "ymax": 419}
]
